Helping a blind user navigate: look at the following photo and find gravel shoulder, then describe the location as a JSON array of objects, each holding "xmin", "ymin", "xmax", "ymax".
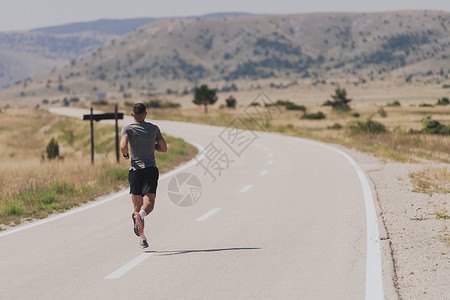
[{"xmin": 344, "ymin": 147, "xmax": 449, "ymax": 300}]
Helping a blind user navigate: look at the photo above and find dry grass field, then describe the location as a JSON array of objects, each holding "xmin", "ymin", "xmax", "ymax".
[
  {"xmin": 0, "ymin": 108, "xmax": 197, "ymax": 229},
  {"xmin": 112, "ymin": 83, "xmax": 450, "ymax": 164},
  {"xmin": 1, "ymin": 81, "xmax": 448, "ymax": 227}
]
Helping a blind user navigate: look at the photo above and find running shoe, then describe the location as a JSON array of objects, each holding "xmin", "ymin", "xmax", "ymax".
[
  {"xmin": 132, "ymin": 212, "xmax": 144, "ymax": 236},
  {"xmin": 140, "ymin": 239, "xmax": 149, "ymax": 248}
]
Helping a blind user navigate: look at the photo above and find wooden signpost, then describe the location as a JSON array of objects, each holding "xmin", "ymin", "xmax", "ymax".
[{"xmin": 83, "ymin": 104, "xmax": 124, "ymax": 164}]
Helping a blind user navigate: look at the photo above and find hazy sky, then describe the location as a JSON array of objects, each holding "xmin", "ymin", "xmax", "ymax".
[{"xmin": 1, "ymin": 0, "xmax": 450, "ymax": 31}]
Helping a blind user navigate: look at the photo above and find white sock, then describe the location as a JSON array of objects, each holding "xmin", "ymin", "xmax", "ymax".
[
  {"xmin": 139, "ymin": 209, "xmax": 146, "ymax": 219},
  {"xmin": 140, "ymin": 234, "xmax": 146, "ymax": 241}
]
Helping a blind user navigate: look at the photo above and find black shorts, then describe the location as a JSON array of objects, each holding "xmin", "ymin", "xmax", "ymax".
[{"xmin": 128, "ymin": 167, "xmax": 159, "ymax": 196}]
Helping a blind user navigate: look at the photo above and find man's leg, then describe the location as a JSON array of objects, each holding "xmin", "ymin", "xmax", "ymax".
[
  {"xmin": 131, "ymin": 194, "xmax": 144, "ymax": 213},
  {"xmin": 141, "ymin": 193, "xmax": 156, "ymax": 215},
  {"xmin": 131, "ymin": 194, "xmax": 145, "ymax": 237},
  {"xmin": 131, "ymin": 193, "xmax": 155, "ymax": 235},
  {"xmin": 133, "ymin": 193, "xmax": 155, "ymax": 248}
]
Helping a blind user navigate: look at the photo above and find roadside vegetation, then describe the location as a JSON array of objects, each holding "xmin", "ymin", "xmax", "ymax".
[
  {"xmin": 408, "ymin": 167, "xmax": 450, "ymax": 195},
  {"xmin": 131, "ymin": 88, "xmax": 449, "ymax": 164},
  {"xmin": 4, "ymin": 88, "xmax": 446, "ymax": 229},
  {"xmin": 0, "ymin": 108, "xmax": 197, "ymax": 229}
]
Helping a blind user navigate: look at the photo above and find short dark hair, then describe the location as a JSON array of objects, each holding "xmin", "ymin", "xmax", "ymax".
[{"xmin": 132, "ymin": 102, "xmax": 146, "ymax": 115}]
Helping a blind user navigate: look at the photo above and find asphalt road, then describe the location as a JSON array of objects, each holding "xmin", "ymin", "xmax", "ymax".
[{"xmin": 0, "ymin": 108, "xmax": 385, "ymax": 299}]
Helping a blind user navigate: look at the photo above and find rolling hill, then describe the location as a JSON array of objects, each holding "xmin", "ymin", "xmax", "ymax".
[
  {"xmin": 0, "ymin": 31, "xmax": 115, "ymax": 89},
  {"xmin": 0, "ymin": 12, "xmax": 252, "ymax": 90},
  {"xmin": 2, "ymin": 11, "xmax": 450, "ymax": 103}
]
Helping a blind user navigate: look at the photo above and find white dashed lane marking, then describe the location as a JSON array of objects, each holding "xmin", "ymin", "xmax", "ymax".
[
  {"xmin": 104, "ymin": 253, "xmax": 153, "ymax": 279},
  {"xmin": 240, "ymin": 185, "xmax": 253, "ymax": 193},
  {"xmin": 196, "ymin": 208, "xmax": 221, "ymax": 221},
  {"xmin": 260, "ymin": 170, "xmax": 268, "ymax": 176},
  {"xmin": 267, "ymin": 160, "xmax": 273, "ymax": 165}
]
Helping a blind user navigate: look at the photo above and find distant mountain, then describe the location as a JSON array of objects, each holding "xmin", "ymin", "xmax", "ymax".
[
  {"xmin": 32, "ymin": 18, "xmax": 158, "ymax": 35},
  {"xmin": 2, "ymin": 11, "xmax": 450, "ymax": 102},
  {"xmin": 0, "ymin": 12, "xmax": 253, "ymax": 89},
  {"xmin": 196, "ymin": 12, "xmax": 254, "ymax": 19},
  {"xmin": 0, "ymin": 31, "xmax": 114, "ymax": 89},
  {"xmin": 32, "ymin": 12, "xmax": 253, "ymax": 35}
]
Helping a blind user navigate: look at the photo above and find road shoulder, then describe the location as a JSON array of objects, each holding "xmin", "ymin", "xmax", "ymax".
[{"xmin": 341, "ymin": 146, "xmax": 449, "ymax": 299}]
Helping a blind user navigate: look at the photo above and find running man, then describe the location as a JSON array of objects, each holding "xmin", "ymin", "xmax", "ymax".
[{"xmin": 120, "ymin": 102, "xmax": 167, "ymax": 248}]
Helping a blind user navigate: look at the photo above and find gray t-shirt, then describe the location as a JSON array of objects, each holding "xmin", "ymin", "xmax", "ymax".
[{"xmin": 121, "ymin": 121, "xmax": 163, "ymax": 170}]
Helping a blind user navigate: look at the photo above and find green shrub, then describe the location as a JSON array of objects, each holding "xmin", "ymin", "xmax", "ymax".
[
  {"xmin": 145, "ymin": 100, "xmax": 162, "ymax": 108},
  {"xmin": 274, "ymin": 100, "xmax": 306, "ymax": 111},
  {"xmin": 144, "ymin": 99, "xmax": 181, "ymax": 109},
  {"xmin": 53, "ymin": 182, "xmax": 76, "ymax": 195},
  {"xmin": 92, "ymin": 99, "xmax": 109, "ymax": 105},
  {"xmin": 348, "ymin": 118, "xmax": 387, "ymax": 134},
  {"xmin": 352, "ymin": 113, "xmax": 361, "ymax": 118},
  {"xmin": 225, "ymin": 96, "xmax": 237, "ymax": 108},
  {"xmin": 328, "ymin": 123, "xmax": 343, "ymax": 130},
  {"xmin": 1, "ymin": 201, "xmax": 25, "ymax": 216},
  {"xmin": 46, "ymin": 138, "xmax": 59, "ymax": 159},
  {"xmin": 37, "ymin": 190, "xmax": 56, "ymax": 205},
  {"xmin": 378, "ymin": 108, "xmax": 387, "ymax": 117},
  {"xmin": 301, "ymin": 111, "xmax": 326, "ymax": 120},
  {"xmin": 285, "ymin": 102, "xmax": 306, "ymax": 111},
  {"xmin": 419, "ymin": 117, "xmax": 450, "ymax": 135},
  {"xmin": 436, "ymin": 97, "xmax": 449, "ymax": 105},
  {"xmin": 386, "ymin": 100, "xmax": 401, "ymax": 107},
  {"xmin": 161, "ymin": 101, "xmax": 181, "ymax": 109},
  {"xmin": 418, "ymin": 103, "xmax": 433, "ymax": 107}
]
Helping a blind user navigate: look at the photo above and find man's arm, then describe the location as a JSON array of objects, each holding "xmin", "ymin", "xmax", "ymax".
[
  {"xmin": 155, "ymin": 138, "xmax": 167, "ymax": 153},
  {"xmin": 120, "ymin": 135, "xmax": 130, "ymax": 159}
]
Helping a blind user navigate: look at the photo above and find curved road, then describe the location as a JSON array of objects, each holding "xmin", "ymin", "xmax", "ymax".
[{"xmin": 0, "ymin": 108, "xmax": 386, "ymax": 299}]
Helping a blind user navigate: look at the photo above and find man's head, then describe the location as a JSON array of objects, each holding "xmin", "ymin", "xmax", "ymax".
[{"xmin": 132, "ymin": 102, "xmax": 147, "ymax": 121}]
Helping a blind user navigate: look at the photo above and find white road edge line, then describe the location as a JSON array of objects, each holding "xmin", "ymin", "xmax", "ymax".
[
  {"xmin": 196, "ymin": 208, "xmax": 221, "ymax": 221},
  {"xmin": 290, "ymin": 137, "xmax": 384, "ymax": 300},
  {"xmin": 259, "ymin": 170, "xmax": 268, "ymax": 176},
  {"xmin": 240, "ymin": 185, "xmax": 253, "ymax": 193},
  {"xmin": 0, "ymin": 141, "xmax": 204, "ymax": 239},
  {"xmin": 104, "ymin": 253, "xmax": 153, "ymax": 279}
]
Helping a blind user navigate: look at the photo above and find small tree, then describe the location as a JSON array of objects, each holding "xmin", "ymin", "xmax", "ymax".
[
  {"xmin": 193, "ymin": 84, "xmax": 218, "ymax": 113},
  {"xmin": 437, "ymin": 97, "xmax": 449, "ymax": 105},
  {"xmin": 323, "ymin": 87, "xmax": 352, "ymax": 111},
  {"xmin": 378, "ymin": 107, "xmax": 387, "ymax": 118},
  {"xmin": 46, "ymin": 138, "xmax": 59, "ymax": 159},
  {"xmin": 225, "ymin": 96, "xmax": 237, "ymax": 108}
]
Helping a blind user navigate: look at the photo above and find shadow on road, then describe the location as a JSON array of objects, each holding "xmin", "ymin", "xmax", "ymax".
[{"xmin": 145, "ymin": 247, "xmax": 261, "ymax": 256}]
